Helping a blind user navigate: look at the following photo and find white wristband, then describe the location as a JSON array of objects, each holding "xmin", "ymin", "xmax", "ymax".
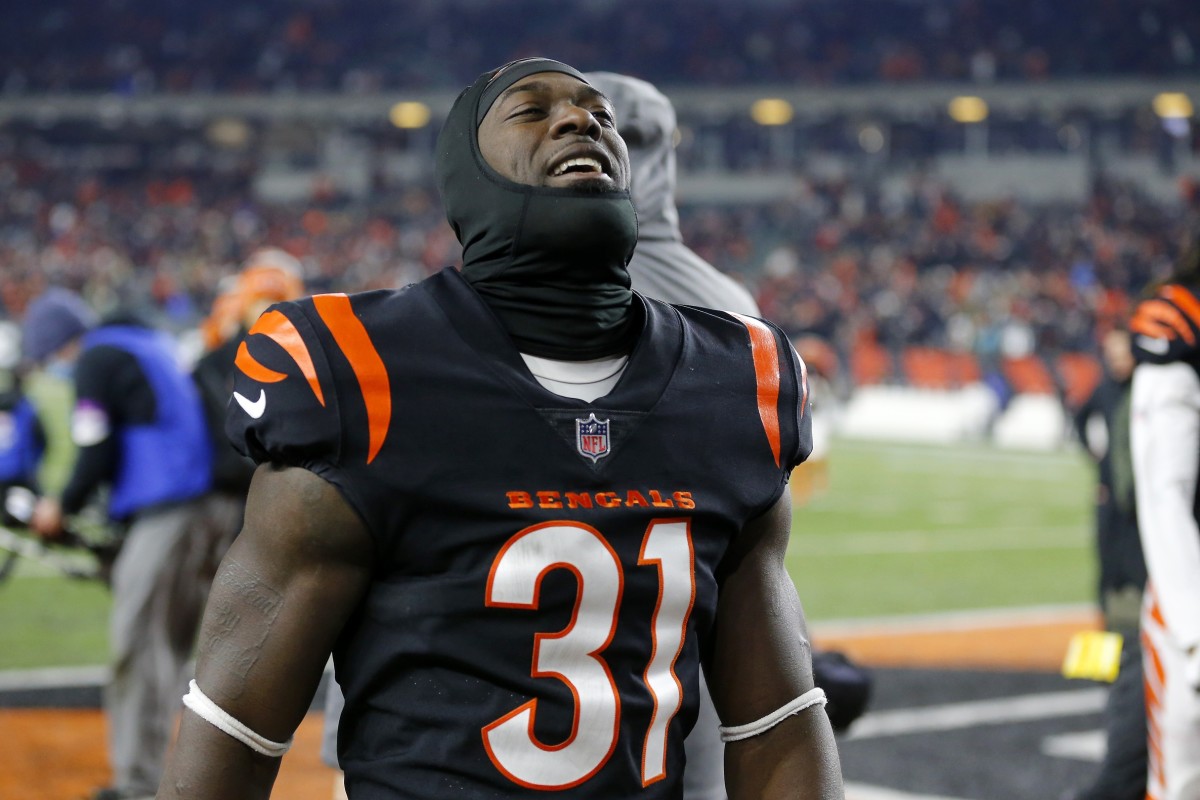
[
  {"xmin": 718, "ymin": 687, "xmax": 828, "ymax": 743},
  {"xmin": 182, "ymin": 679, "xmax": 293, "ymax": 757}
]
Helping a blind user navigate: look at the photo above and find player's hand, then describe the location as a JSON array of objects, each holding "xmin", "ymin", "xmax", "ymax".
[{"xmin": 30, "ymin": 497, "xmax": 66, "ymax": 541}]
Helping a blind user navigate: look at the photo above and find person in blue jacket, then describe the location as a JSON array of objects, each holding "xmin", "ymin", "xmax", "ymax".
[
  {"xmin": 21, "ymin": 287, "xmax": 222, "ymax": 800},
  {"xmin": 0, "ymin": 385, "xmax": 45, "ymax": 496},
  {"xmin": 0, "ymin": 322, "xmax": 44, "ymax": 497}
]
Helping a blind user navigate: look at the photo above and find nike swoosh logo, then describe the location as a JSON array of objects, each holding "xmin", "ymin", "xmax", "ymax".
[
  {"xmin": 233, "ymin": 389, "xmax": 267, "ymax": 419},
  {"xmin": 1136, "ymin": 335, "xmax": 1170, "ymax": 355}
]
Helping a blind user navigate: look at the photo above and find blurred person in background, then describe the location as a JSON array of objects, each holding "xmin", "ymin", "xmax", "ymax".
[
  {"xmin": 1066, "ymin": 327, "xmax": 1147, "ymax": 800},
  {"xmin": 21, "ymin": 287, "xmax": 218, "ymax": 800},
  {"xmin": 1129, "ymin": 242, "xmax": 1200, "ymax": 800},
  {"xmin": 193, "ymin": 248, "xmax": 306, "ymax": 503},
  {"xmin": 0, "ymin": 321, "xmax": 45, "ymax": 499},
  {"xmin": 583, "ymin": 72, "xmax": 759, "ymax": 318}
]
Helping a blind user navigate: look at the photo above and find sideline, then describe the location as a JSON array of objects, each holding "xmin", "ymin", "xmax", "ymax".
[
  {"xmin": 845, "ymin": 687, "xmax": 1107, "ymax": 741},
  {"xmin": 812, "ymin": 602, "xmax": 1096, "ymax": 636},
  {"xmin": 811, "ymin": 603, "xmax": 1098, "ymax": 671},
  {"xmin": 0, "ymin": 605, "xmax": 1099, "ymax": 695},
  {"xmin": 846, "ymin": 784, "xmax": 967, "ymax": 800}
]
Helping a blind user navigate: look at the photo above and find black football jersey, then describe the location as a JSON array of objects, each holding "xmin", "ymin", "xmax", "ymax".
[{"xmin": 228, "ymin": 267, "xmax": 811, "ymax": 799}]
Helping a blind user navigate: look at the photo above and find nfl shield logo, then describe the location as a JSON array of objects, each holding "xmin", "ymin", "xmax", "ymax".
[{"xmin": 575, "ymin": 413, "xmax": 611, "ymax": 462}]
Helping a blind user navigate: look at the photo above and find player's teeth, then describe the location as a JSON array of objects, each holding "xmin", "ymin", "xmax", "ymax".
[{"xmin": 554, "ymin": 158, "xmax": 602, "ymax": 176}]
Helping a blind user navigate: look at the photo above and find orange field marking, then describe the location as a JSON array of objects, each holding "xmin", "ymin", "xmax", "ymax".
[
  {"xmin": 0, "ymin": 607, "xmax": 1103, "ymax": 799},
  {"xmin": 0, "ymin": 710, "xmax": 337, "ymax": 800},
  {"xmin": 812, "ymin": 607, "xmax": 1102, "ymax": 671}
]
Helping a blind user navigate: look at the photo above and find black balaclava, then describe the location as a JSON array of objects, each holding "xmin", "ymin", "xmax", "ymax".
[{"xmin": 435, "ymin": 58, "xmax": 640, "ymax": 360}]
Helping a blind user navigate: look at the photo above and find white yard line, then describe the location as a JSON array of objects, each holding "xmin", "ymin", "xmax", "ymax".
[
  {"xmin": 845, "ymin": 688, "xmax": 1107, "ymax": 741},
  {"xmin": 845, "ymin": 784, "xmax": 968, "ymax": 800},
  {"xmin": 1041, "ymin": 730, "xmax": 1105, "ymax": 762},
  {"xmin": 841, "ymin": 439, "xmax": 1086, "ymax": 467},
  {"xmin": 0, "ymin": 659, "xmax": 336, "ymax": 692},
  {"xmin": 794, "ymin": 525, "xmax": 1086, "ymax": 556},
  {"xmin": 812, "ymin": 602, "xmax": 1096, "ymax": 637},
  {"xmin": 0, "ymin": 664, "xmax": 108, "ymax": 691}
]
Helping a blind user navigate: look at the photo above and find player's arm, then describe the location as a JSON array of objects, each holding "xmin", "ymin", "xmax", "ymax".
[
  {"xmin": 156, "ymin": 463, "xmax": 373, "ymax": 799},
  {"xmin": 1132, "ymin": 363, "xmax": 1200, "ymax": 671},
  {"xmin": 708, "ymin": 490, "xmax": 844, "ymax": 800}
]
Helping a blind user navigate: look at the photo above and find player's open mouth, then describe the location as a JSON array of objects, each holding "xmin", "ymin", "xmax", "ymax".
[
  {"xmin": 552, "ymin": 157, "xmax": 604, "ymax": 176},
  {"xmin": 548, "ymin": 152, "xmax": 611, "ymax": 181}
]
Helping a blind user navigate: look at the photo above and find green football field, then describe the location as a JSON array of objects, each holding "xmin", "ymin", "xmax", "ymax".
[
  {"xmin": 0, "ymin": 438, "xmax": 1098, "ymax": 671},
  {"xmin": 786, "ymin": 439, "xmax": 1096, "ymax": 621}
]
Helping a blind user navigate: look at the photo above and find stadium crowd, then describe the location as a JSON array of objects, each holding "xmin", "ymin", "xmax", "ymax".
[
  {"xmin": 2, "ymin": 144, "xmax": 1196, "ymax": 397},
  {"xmin": 2, "ymin": 0, "xmax": 1198, "ymax": 398},
  {"xmin": 2, "ymin": 0, "xmax": 1197, "ymax": 95}
]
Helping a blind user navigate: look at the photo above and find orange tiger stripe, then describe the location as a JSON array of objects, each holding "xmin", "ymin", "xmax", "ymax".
[
  {"xmin": 248, "ymin": 310, "xmax": 326, "ymax": 406},
  {"xmin": 1145, "ymin": 632, "xmax": 1166, "ymax": 688},
  {"xmin": 1139, "ymin": 299, "xmax": 1195, "ymax": 345},
  {"xmin": 1143, "ymin": 666, "xmax": 1161, "ymax": 711},
  {"xmin": 1149, "ymin": 591, "xmax": 1166, "ymax": 628},
  {"xmin": 313, "ymin": 293, "xmax": 392, "ymax": 464},
  {"xmin": 1131, "ymin": 310, "xmax": 1177, "ymax": 343},
  {"xmin": 234, "ymin": 341, "xmax": 288, "ymax": 384},
  {"xmin": 1147, "ymin": 711, "xmax": 1164, "ymax": 773},
  {"xmin": 1163, "ymin": 283, "xmax": 1200, "ymax": 330},
  {"xmin": 733, "ymin": 314, "xmax": 782, "ymax": 468}
]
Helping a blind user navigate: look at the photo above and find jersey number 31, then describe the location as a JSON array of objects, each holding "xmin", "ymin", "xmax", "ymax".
[{"xmin": 483, "ymin": 518, "xmax": 696, "ymax": 790}]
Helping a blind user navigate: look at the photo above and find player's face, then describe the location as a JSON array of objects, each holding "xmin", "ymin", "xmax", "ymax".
[{"xmin": 478, "ymin": 72, "xmax": 630, "ymax": 192}]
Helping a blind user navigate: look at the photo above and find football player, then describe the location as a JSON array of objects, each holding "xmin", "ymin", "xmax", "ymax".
[
  {"xmin": 1130, "ymin": 246, "xmax": 1200, "ymax": 800},
  {"xmin": 158, "ymin": 58, "xmax": 842, "ymax": 799}
]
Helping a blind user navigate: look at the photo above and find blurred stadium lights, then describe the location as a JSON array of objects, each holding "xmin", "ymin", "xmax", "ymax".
[
  {"xmin": 1152, "ymin": 92, "xmax": 1194, "ymax": 139},
  {"xmin": 857, "ymin": 123, "xmax": 886, "ymax": 154},
  {"xmin": 0, "ymin": 81, "xmax": 1196, "ymax": 127},
  {"xmin": 750, "ymin": 98, "xmax": 794, "ymax": 126},
  {"xmin": 388, "ymin": 101, "xmax": 431, "ymax": 129},
  {"xmin": 947, "ymin": 96, "xmax": 989, "ymax": 124},
  {"xmin": 947, "ymin": 96, "xmax": 989, "ymax": 156},
  {"xmin": 205, "ymin": 117, "xmax": 252, "ymax": 149},
  {"xmin": 1152, "ymin": 91, "xmax": 1194, "ymax": 119}
]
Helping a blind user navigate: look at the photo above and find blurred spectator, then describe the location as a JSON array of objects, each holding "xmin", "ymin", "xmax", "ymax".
[
  {"xmin": 0, "ymin": 321, "xmax": 44, "ymax": 497},
  {"xmin": 0, "ymin": 132, "xmax": 1194, "ymax": 395},
  {"xmin": 2, "ymin": 0, "xmax": 1197, "ymax": 93}
]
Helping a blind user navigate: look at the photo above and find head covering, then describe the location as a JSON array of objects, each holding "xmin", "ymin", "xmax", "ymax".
[
  {"xmin": 435, "ymin": 57, "xmax": 640, "ymax": 360},
  {"xmin": 585, "ymin": 71, "xmax": 680, "ymax": 242},
  {"xmin": 21, "ymin": 288, "xmax": 98, "ymax": 363}
]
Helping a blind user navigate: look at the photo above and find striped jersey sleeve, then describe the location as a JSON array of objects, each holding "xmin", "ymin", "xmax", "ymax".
[
  {"xmin": 1131, "ymin": 283, "xmax": 1200, "ymax": 366},
  {"xmin": 225, "ymin": 299, "xmax": 342, "ymax": 470},
  {"xmin": 730, "ymin": 313, "xmax": 813, "ymax": 472}
]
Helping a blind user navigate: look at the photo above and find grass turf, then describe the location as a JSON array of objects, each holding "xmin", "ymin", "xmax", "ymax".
[
  {"xmin": 787, "ymin": 439, "xmax": 1096, "ymax": 620},
  {"xmin": 0, "ymin": 438, "xmax": 1098, "ymax": 670}
]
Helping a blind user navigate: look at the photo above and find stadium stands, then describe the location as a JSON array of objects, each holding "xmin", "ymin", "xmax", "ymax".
[
  {"xmin": 1, "ymin": 0, "xmax": 1196, "ymax": 450},
  {"xmin": 2, "ymin": 0, "xmax": 1198, "ymax": 93}
]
